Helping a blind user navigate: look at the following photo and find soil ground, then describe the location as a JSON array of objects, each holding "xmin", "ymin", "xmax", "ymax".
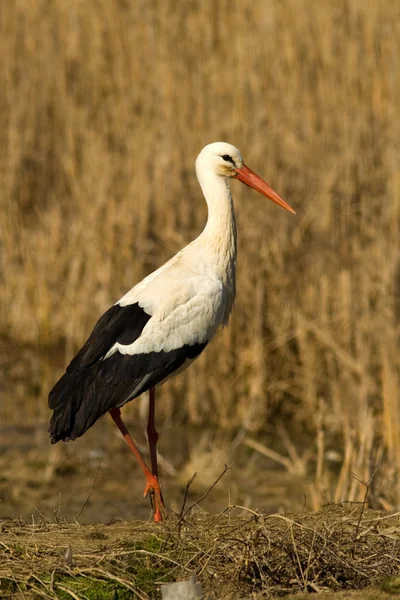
[
  {"xmin": 2, "ymin": 424, "xmax": 400, "ymax": 598},
  {"xmin": 2, "ymin": 414, "xmax": 400, "ymax": 600},
  {"xmin": 1, "ymin": 505, "xmax": 400, "ymax": 599}
]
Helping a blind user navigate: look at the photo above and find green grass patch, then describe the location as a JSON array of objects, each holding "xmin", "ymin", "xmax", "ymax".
[{"xmin": 53, "ymin": 574, "xmax": 132, "ymax": 600}]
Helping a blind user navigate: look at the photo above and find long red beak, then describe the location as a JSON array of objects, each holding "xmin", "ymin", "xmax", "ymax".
[{"xmin": 234, "ymin": 165, "xmax": 295, "ymax": 214}]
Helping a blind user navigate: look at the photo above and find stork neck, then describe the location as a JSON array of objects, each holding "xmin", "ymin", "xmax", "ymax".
[{"xmin": 197, "ymin": 170, "xmax": 237, "ymax": 260}]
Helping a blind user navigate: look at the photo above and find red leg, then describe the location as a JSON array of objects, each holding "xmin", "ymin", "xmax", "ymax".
[
  {"xmin": 147, "ymin": 387, "xmax": 159, "ymax": 479},
  {"xmin": 109, "ymin": 407, "xmax": 165, "ymax": 523}
]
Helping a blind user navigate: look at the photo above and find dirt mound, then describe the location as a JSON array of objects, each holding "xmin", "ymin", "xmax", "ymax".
[{"xmin": 1, "ymin": 504, "xmax": 399, "ymax": 598}]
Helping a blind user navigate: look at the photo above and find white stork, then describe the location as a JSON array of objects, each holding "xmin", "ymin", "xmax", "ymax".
[{"xmin": 48, "ymin": 142, "xmax": 295, "ymax": 522}]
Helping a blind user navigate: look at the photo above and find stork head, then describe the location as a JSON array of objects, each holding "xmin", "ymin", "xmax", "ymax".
[
  {"xmin": 196, "ymin": 142, "xmax": 245, "ymax": 177},
  {"xmin": 196, "ymin": 142, "xmax": 295, "ymax": 214}
]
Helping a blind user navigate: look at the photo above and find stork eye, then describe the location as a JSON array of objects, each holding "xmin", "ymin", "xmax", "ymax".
[{"xmin": 222, "ymin": 154, "xmax": 234, "ymax": 164}]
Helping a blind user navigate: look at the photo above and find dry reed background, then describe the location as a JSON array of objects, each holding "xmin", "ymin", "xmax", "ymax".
[{"xmin": 1, "ymin": 0, "xmax": 400, "ymax": 511}]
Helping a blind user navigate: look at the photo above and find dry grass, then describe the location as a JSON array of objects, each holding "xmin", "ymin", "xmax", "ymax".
[
  {"xmin": 1, "ymin": 505, "xmax": 400, "ymax": 599},
  {"xmin": 2, "ymin": 0, "xmax": 400, "ymax": 510}
]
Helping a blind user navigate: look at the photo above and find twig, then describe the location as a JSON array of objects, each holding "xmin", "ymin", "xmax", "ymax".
[
  {"xmin": 74, "ymin": 451, "xmax": 104, "ymax": 522},
  {"xmin": 106, "ymin": 548, "xmax": 190, "ymax": 570},
  {"xmin": 34, "ymin": 507, "xmax": 51, "ymax": 523},
  {"xmin": 178, "ymin": 472, "xmax": 197, "ymax": 534},
  {"xmin": 50, "ymin": 570, "xmax": 55, "ymax": 593},
  {"xmin": 30, "ymin": 574, "xmax": 57, "ymax": 599},
  {"xmin": 55, "ymin": 583, "xmax": 83, "ymax": 600},
  {"xmin": 79, "ymin": 568, "xmax": 146, "ymax": 599},
  {"xmin": 183, "ymin": 464, "xmax": 231, "ymax": 518},
  {"xmin": 290, "ymin": 523, "xmax": 306, "ymax": 590},
  {"xmin": 28, "ymin": 583, "xmax": 55, "ymax": 600},
  {"xmin": 243, "ymin": 436, "xmax": 294, "ymax": 471},
  {"xmin": 351, "ymin": 467, "xmax": 378, "ymax": 557},
  {"xmin": 55, "ymin": 491, "xmax": 62, "ymax": 523}
]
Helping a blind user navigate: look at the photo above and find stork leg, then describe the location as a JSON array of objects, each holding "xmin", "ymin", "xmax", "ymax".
[
  {"xmin": 147, "ymin": 387, "xmax": 159, "ymax": 479},
  {"xmin": 146, "ymin": 387, "xmax": 164, "ymax": 520},
  {"xmin": 109, "ymin": 407, "xmax": 165, "ymax": 523}
]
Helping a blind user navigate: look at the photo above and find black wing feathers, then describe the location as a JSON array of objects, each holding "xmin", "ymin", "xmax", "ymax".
[
  {"xmin": 67, "ymin": 303, "xmax": 151, "ymax": 373},
  {"xmin": 48, "ymin": 302, "xmax": 150, "ymax": 435},
  {"xmin": 48, "ymin": 300, "xmax": 207, "ymax": 444},
  {"xmin": 61, "ymin": 343, "xmax": 206, "ymax": 442}
]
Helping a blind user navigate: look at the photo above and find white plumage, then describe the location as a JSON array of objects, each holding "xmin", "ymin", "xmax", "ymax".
[
  {"xmin": 116, "ymin": 261, "xmax": 225, "ymax": 355},
  {"xmin": 115, "ymin": 142, "xmax": 242, "ymax": 354},
  {"xmin": 48, "ymin": 141, "xmax": 295, "ymax": 523}
]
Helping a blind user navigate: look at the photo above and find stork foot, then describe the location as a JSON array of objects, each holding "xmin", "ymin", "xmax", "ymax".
[
  {"xmin": 109, "ymin": 407, "xmax": 166, "ymax": 523},
  {"xmin": 143, "ymin": 474, "xmax": 165, "ymax": 523}
]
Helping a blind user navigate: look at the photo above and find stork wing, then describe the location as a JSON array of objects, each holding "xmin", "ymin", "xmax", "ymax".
[
  {"xmin": 48, "ymin": 300, "xmax": 207, "ymax": 444},
  {"xmin": 66, "ymin": 303, "xmax": 151, "ymax": 373}
]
